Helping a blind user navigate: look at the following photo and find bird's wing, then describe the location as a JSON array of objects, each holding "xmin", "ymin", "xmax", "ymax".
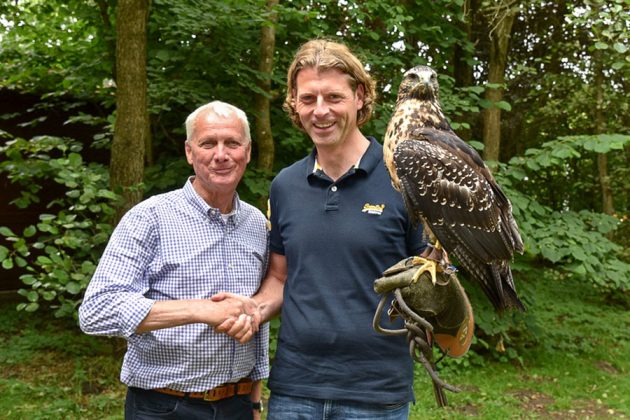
[
  {"xmin": 393, "ymin": 128, "xmax": 520, "ymax": 261},
  {"xmin": 393, "ymin": 127, "xmax": 524, "ymax": 310}
]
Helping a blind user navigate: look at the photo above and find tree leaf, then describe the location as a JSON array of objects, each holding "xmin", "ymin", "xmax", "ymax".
[
  {"xmin": 23, "ymin": 225, "xmax": 37, "ymax": 238},
  {"xmin": 65, "ymin": 281, "xmax": 82, "ymax": 294},
  {"xmin": 15, "ymin": 256, "xmax": 27, "ymax": 267},
  {"xmin": 25, "ymin": 302, "xmax": 40, "ymax": 312},
  {"xmin": 495, "ymin": 101, "xmax": 512, "ymax": 111},
  {"xmin": 468, "ymin": 140, "xmax": 485, "ymax": 151},
  {"xmin": 68, "ymin": 152, "xmax": 83, "ymax": 166},
  {"xmin": 2, "ymin": 257, "xmax": 14, "ymax": 270},
  {"xmin": 0, "ymin": 245, "xmax": 9, "ymax": 260},
  {"xmin": 0, "ymin": 227, "xmax": 16, "ymax": 237}
]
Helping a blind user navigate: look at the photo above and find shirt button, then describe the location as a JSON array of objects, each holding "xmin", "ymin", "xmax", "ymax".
[{"xmin": 331, "ymin": 186, "xmax": 338, "ymax": 192}]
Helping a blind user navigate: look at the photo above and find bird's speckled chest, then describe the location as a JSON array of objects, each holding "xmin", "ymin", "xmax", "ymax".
[{"xmin": 384, "ymin": 99, "xmax": 444, "ymax": 190}]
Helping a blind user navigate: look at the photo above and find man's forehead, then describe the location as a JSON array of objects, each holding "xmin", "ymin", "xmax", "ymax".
[
  {"xmin": 295, "ymin": 68, "xmax": 354, "ymax": 91},
  {"xmin": 197, "ymin": 112, "xmax": 242, "ymax": 130},
  {"xmin": 199, "ymin": 109, "xmax": 238, "ymax": 123},
  {"xmin": 192, "ymin": 114, "xmax": 246, "ymax": 139}
]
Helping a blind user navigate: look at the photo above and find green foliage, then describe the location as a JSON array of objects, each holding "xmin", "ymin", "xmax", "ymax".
[
  {"xmin": 240, "ymin": 167, "xmax": 274, "ymax": 210},
  {"xmin": 504, "ymin": 0, "xmax": 629, "ymax": 186},
  {"xmin": 495, "ymin": 134, "xmax": 630, "ymax": 294},
  {"xmin": 0, "ymin": 135, "xmax": 120, "ymax": 318},
  {"xmin": 565, "ymin": 0, "xmax": 629, "ymax": 74},
  {"xmin": 143, "ymin": 157, "xmax": 192, "ymax": 196},
  {"xmin": 268, "ymin": 317, "xmax": 281, "ymax": 361},
  {"xmin": 137, "ymin": 1, "xmax": 298, "ymax": 185},
  {"xmin": 448, "ymin": 134, "xmax": 630, "ymax": 360},
  {"xmin": 412, "ymin": 268, "xmax": 630, "ymax": 417},
  {"xmin": 0, "ymin": 0, "xmax": 114, "ymax": 103}
]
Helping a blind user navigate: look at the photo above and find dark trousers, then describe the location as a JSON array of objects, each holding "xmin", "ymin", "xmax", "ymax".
[{"xmin": 125, "ymin": 387, "xmax": 253, "ymax": 420}]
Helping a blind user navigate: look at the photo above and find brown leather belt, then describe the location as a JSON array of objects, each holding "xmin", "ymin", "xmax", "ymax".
[{"xmin": 153, "ymin": 378, "xmax": 253, "ymax": 402}]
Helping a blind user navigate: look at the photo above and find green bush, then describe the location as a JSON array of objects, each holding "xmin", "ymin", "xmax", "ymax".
[
  {"xmin": 446, "ymin": 134, "xmax": 630, "ymax": 361},
  {"xmin": 497, "ymin": 133, "xmax": 630, "ymax": 294},
  {"xmin": 0, "ymin": 134, "xmax": 120, "ymax": 318}
]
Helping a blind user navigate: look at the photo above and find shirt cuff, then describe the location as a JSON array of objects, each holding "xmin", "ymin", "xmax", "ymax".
[{"xmin": 120, "ymin": 297, "xmax": 155, "ymax": 338}]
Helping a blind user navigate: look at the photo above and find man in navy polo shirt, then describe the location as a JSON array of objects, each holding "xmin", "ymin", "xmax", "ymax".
[{"xmin": 217, "ymin": 39, "xmax": 426, "ymax": 419}]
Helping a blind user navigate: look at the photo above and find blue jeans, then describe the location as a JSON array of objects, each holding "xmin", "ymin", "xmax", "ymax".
[
  {"xmin": 125, "ymin": 387, "xmax": 253, "ymax": 420},
  {"xmin": 267, "ymin": 393, "xmax": 410, "ymax": 420}
]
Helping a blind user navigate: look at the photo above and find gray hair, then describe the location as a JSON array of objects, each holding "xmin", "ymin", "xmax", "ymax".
[{"xmin": 185, "ymin": 101, "xmax": 251, "ymax": 144}]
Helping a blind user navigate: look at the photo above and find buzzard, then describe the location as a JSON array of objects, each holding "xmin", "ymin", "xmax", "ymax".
[{"xmin": 383, "ymin": 65, "xmax": 525, "ymax": 311}]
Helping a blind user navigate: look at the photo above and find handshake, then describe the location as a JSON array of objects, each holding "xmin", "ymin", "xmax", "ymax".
[{"xmin": 210, "ymin": 292, "xmax": 262, "ymax": 344}]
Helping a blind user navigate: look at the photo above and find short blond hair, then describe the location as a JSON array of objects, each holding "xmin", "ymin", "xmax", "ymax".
[{"xmin": 283, "ymin": 39, "xmax": 377, "ymax": 130}]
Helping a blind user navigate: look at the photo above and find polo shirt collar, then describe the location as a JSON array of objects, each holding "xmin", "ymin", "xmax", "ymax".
[
  {"xmin": 306, "ymin": 136, "xmax": 381, "ymax": 179},
  {"xmin": 356, "ymin": 136, "xmax": 381, "ymax": 175}
]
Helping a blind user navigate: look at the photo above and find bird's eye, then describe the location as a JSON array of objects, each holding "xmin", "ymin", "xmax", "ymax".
[{"xmin": 407, "ymin": 72, "xmax": 419, "ymax": 81}]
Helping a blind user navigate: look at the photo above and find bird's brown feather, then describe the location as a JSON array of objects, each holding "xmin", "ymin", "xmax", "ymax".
[{"xmin": 384, "ymin": 66, "xmax": 524, "ymax": 311}]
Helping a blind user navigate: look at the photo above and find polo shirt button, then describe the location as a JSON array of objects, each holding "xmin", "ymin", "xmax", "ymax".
[{"xmin": 331, "ymin": 186, "xmax": 338, "ymax": 192}]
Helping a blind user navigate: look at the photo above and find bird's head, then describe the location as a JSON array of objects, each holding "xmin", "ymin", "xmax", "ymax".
[{"xmin": 396, "ymin": 66, "xmax": 439, "ymax": 102}]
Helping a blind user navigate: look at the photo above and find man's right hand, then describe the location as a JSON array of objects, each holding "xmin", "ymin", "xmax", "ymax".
[
  {"xmin": 211, "ymin": 292, "xmax": 261, "ymax": 343},
  {"xmin": 135, "ymin": 294, "xmax": 259, "ymax": 337}
]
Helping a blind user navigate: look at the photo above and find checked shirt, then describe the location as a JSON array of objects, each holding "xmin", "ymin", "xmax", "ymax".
[{"xmin": 79, "ymin": 178, "xmax": 269, "ymax": 391}]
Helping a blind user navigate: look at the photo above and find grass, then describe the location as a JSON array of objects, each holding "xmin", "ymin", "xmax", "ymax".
[
  {"xmin": 0, "ymin": 294, "xmax": 125, "ymax": 419},
  {"xmin": 0, "ymin": 271, "xmax": 628, "ymax": 419},
  {"xmin": 409, "ymin": 272, "xmax": 630, "ymax": 419}
]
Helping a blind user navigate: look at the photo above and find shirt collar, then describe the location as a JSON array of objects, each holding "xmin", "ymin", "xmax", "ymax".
[
  {"xmin": 312, "ymin": 156, "xmax": 362, "ymax": 173},
  {"xmin": 306, "ymin": 136, "xmax": 380, "ymax": 179},
  {"xmin": 355, "ymin": 136, "xmax": 381, "ymax": 174},
  {"xmin": 183, "ymin": 177, "xmax": 241, "ymax": 222}
]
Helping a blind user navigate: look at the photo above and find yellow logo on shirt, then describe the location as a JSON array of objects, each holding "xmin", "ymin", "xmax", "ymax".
[{"xmin": 362, "ymin": 203, "xmax": 385, "ymax": 216}]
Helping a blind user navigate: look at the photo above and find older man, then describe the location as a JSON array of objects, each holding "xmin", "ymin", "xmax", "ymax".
[{"xmin": 79, "ymin": 101, "xmax": 268, "ymax": 420}]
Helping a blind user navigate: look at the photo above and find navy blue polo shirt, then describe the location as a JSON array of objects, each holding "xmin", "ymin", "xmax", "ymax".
[{"xmin": 268, "ymin": 136, "xmax": 425, "ymax": 404}]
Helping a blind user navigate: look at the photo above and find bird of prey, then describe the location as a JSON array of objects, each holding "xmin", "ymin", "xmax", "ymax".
[{"xmin": 383, "ymin": 65, "xmax": 525, "ymax": 311}]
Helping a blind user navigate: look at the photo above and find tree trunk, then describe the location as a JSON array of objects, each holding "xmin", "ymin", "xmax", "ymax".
[
  {"xmin": 593, "ymin": 49, "xmax": 614, "ymax": 216},
  {"xmin": 482, "ymin": 4, "xmax": 516, "ymax": 162},
  {"xmin": 110, "ymin": 0, "xmax": 150, "ymax": 224},
  {"xmin": 254, "ymin": 0, "xmax": 278, "ymax": 174},
  {"xmin": 453, "ymin": 0, "xmax": 474, "ymax": 89},
  {"xmin": 453, "ymin": 0, "xmax": 475, "ymax": 141}
]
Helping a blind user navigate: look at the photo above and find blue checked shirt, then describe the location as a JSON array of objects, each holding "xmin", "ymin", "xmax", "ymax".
[{"xmin": 79, "ymin": 178, "xmax": 270, "ymax": 391}]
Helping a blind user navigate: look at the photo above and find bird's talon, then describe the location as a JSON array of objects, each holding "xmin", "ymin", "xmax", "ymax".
[{"xmin": 409, "ymin": 256, "xmax": 439, "ymax": 285}]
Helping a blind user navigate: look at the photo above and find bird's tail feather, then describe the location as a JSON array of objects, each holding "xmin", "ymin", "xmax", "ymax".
[
  {"xmin": 456, "ymin": 248, "xmax": 525, "ymax": 311},
  {"xmin": 491, "ymin": 264, "xmax": 526, "ymax": 311}
]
